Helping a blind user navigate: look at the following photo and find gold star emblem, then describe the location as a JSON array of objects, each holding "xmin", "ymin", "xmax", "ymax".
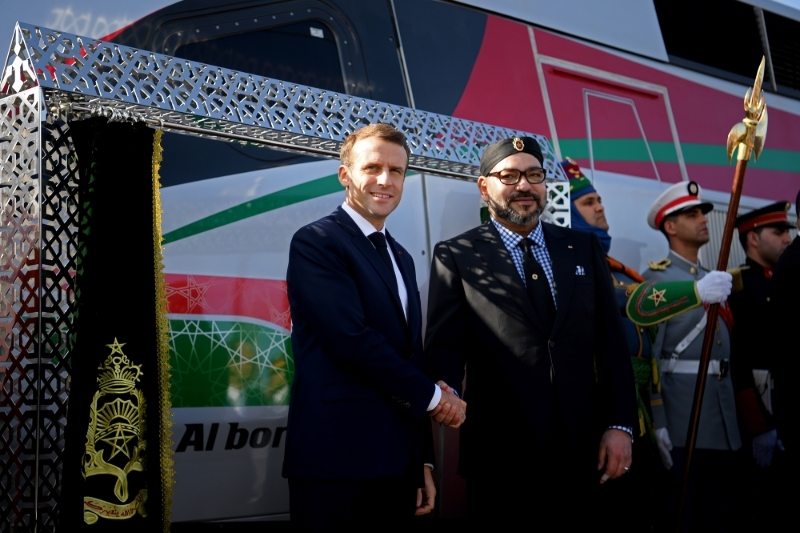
[
  {"xmin": 106, "ymin": 338, "xmax": 126, "ymax": 356},
  {"xmin": 647, "ymin": 288, "xmax": 667, "ymax": 307},
  {"xmin": 512, "ymin": 137, "xmax": 524, "ymax": 151},
  {"xmin": 105, "ymin": 424, "xmax": 136, "ymax": 460}
]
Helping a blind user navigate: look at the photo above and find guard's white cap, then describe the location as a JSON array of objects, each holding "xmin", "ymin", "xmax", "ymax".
[{"xmin": 647, "ymin": 181, "xmax": 713, "ymax": 229}]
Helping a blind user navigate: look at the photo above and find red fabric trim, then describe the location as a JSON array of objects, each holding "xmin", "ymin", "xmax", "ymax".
[
  {"xmin": 716, "ymin": 301, "xmax": 734, "ymax": 333},
  {"xmin": 737, "ymin": 212, "xmax": 789, "ymax": 233},
  {"xmin": 654, "ymin": 195, "xmax": 699, "ymax": 227},
  {"xmin": 735, "ymin": 389, "xmax": 770, "ymax": 435}
]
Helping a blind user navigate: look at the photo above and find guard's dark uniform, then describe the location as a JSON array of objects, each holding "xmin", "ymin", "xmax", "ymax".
[
  {"xmin": 729, "ymin": 202, "xmax": 793, "ymax": 439},
  {"xmin": 729, "ymin": 201, "xmax": 793, "ymax": 530},
  {"xmin": 608, "ymin": 259, "xmax": 660, "ymax": 439},
  {"xmin": 729, "ymin": 256, "xmax": 776, "ymax": 436}
]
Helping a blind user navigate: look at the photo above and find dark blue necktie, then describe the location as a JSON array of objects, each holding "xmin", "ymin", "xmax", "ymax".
[
  {"xmin": 519, "ymin": 239, "xmax": 555, "ymax": 329},
  {"xmin": 368, "ymin": 232, "xmax": 398, "ymax": 288}
]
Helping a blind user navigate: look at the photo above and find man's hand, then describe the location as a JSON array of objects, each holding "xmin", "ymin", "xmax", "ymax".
[
  {"xmin": 428, "ymin": 381, "xmax": 467, "ymax": 428},
  {"xmin": 696, "ymin": 271, "xmax": 732, "ymax": 303},
  {"xmin": 415, "ymin": 465, "xmax": 436, "ymax": 516},
  {"xmin": 654, "ymin": 427, "xmax": 673, "ymax": 470},
  {"xmin": 752, "ymin": 428, "xmax": 778, "ymax": 467},
  {"xmin": 597, "ymin": 428, "xmax": 632, "ymax": 483}
]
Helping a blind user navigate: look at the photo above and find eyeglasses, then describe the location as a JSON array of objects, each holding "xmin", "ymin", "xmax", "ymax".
[{"xmin": 487, "ymin": 168, "xmax": 547, "ymax": 185}]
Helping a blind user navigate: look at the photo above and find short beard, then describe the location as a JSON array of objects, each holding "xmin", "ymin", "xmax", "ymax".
[{"xmin": 488, "ymin": 192, "xmax": 545, "ymax": 226}]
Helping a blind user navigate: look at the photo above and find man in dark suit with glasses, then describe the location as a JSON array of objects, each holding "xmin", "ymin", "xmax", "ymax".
[{"xmin": 425, "ymin": 137, "xmax": 636, "ymax": 524}]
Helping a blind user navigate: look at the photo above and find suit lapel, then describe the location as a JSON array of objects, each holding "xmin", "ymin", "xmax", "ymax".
[
  {"xmin": 333, "ymin": 208, "xmax": 407, "ymax": 323},
  {"xmin": 543, "ymin": 224, "xmax": 576, "ymax": 335},
  {"xmin": 472, "ymin": 223, "xmax": 548, "ymax": 334}
]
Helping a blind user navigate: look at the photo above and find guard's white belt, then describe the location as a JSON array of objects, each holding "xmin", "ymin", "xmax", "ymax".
[
  {"xmin": 671, "ymin": 312, "xmax": 707, "ymax": 358},
  {"xmin": 659, "ymin": 359, "xmax": 721, "ymax": 374}
]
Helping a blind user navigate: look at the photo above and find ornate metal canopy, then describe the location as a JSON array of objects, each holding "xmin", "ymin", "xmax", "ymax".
[
  {"xmin": 2, "ymin": 23, "xmax": 569, "ymax": 182},
  {"xmin": 0, "ymin": 22, "xmax": 570, "ymax": 531}
]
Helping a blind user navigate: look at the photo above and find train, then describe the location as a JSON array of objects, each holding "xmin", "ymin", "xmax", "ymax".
[{"xmin": 2, "ymin": 0, "xmax": 799, "ymax": 525}]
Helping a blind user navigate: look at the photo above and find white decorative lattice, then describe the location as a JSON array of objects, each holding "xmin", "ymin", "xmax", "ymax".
[
  {"xmin": 1, "ymin": 23, "xmax": 569, "ymax": 186},
  {"xmin": 0, "ymin": 21, "xmax": 575, "ymax": 532},
  {"xmin": 545, "ymin": 181, "xmax": 571, "ymax": 227}
]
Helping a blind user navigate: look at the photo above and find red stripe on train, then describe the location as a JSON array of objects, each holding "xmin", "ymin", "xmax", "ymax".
[{"xmin": 165, "ymin": 274, "xmax": 291, "ymax": 331}]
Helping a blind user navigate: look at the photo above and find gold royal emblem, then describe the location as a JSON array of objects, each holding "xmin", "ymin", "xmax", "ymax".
[
  {"xmin": 512, "ymin": 137, "xmax": 524, "ymax": 151},
  {"xmin": 83, "ymin": 338, "xmax": 148, "ymax": 524}
]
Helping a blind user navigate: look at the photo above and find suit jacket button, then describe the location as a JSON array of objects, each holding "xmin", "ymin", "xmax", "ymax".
[
  {"xmin": 549, "ymin": 340, "xmax": 555, "ymax": 348},
  {"xmin": 405, "ymin": 402, "xmax": 411, "ymax": 408}
]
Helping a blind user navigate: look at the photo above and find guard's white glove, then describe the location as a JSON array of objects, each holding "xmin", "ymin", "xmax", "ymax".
[
  {"xmin": 752, "ymin": 429, "xmax": 778, "ymax": 467},
  {"xmin": 696, "ymin": 271, "xmax": 732, "ymax": 304},
  {"xmin": 654, "ymin": 427, "xmax": 674, "ymax": 470}
]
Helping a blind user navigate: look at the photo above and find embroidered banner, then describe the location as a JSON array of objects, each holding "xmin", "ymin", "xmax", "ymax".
[
  {"xmin": 58, "ymin": 120, "xmax": 173, "ymax": 532},
  {"xmin": 84, "ymin": 490, "xmax": 148, "ymax": 523}
]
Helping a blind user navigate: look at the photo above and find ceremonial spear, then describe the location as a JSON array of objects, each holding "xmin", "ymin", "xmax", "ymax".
[{"xmin": 677, "ymin": 58, "xmax": 768, "ymax": 530}]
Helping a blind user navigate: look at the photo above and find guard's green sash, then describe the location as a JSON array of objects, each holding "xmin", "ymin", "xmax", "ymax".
[{"xmin": 626, "ymin": 280, "xmax": 701, "ymax": 327}]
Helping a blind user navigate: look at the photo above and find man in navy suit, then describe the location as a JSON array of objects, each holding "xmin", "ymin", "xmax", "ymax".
[{"xmin": 283, "ymin": 124, "xmax": 465, "ymax": 531}]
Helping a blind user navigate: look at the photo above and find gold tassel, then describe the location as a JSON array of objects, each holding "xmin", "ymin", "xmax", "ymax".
[
  {"xmin": 651, "ymin": 357, "xmax": 661, "ymax": 393},
  {"xmin": 152, "ymin": 129, "xmax": 174, "ymax": 533},
  {"xmin": 639, "ymin": 410, "xmax": 646, "ymax": 437}
]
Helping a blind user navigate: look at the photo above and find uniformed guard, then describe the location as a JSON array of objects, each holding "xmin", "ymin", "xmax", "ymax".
[
  {"xmin": 731, "ymin": 201, "xmax": 792, "ymax": 465},
  {"xmin": 564, "ymin": 160, "xmax": 731, "ymax": 450},
  {"xmin": 642, "ymin": 181, "xmax": 741, "ymax": 531},
  {"xmin": 729, "ymin": 201, "xmax": 792, "ymax": 529},
  {"xmin": 769, "ymin": 191, "xmax": 800, "ymax": 528},
  {"xmin": 563, "ymin": 162, "xmax": 734, "ymax": 531}
]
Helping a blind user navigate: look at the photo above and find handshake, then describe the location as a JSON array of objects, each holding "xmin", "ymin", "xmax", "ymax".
[{"xmin": 429, "ymin": 380, "xmax": 467, "ymax": 428}]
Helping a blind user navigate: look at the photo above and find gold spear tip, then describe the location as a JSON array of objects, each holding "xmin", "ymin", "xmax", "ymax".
[
  {"xmin": 746, "ymin": 56, "xmax": 766, "ymax": 110},
  {"xmin": 756, "ymin": 55, "xmax": 765, "ymax": 85},
  {"xmin": 729, "ymin": 57, "xmax": 768, "ymax": 162}
]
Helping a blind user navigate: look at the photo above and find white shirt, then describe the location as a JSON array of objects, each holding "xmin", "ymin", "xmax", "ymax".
[
  {"xmin": 340, "ymin": 202, "xmax": 441, "ymax": 410},
  {"xmin": 341, "ymin": 202, "xmax": 408, "ymax": 319}
]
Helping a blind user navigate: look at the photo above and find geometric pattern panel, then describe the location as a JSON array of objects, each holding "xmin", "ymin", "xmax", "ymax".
[
  {"xmin": 544, "ymin": 181, "xmax": 571, "ymax": 227},
  {"xmin": 1, "ymin": 23, "xmax": 568, "ymax": 183},
  {"xmin": 0, "ymin": 87, "xmax": 42, "ymax": 533},
  {"xmin": 35, "ymin": 113, "xmax": 81, "ymax": 533},
  {"xmin": 165, "ymin": 275, "xmax": 294, "ymax": 408},
  {"xmin": 168, "ymin": 318, "xmax": 294, "ymax": 408}
]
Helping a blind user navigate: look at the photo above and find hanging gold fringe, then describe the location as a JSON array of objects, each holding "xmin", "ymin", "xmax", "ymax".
[{"xmin": 151, "ymin": 129, "xmax": 174, "ymax": 532}]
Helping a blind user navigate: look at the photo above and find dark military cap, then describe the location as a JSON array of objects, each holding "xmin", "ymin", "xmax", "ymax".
[
  {"xmin": 479, "ymin": 137, "xmax": 544, "ymax": 177},
  {"xmin": 736, "ymin": 201, "xmax": 793, "ymax": 234}
]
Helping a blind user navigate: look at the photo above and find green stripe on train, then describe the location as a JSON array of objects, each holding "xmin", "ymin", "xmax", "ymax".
[
  {"xmin": 558, "ymin": 139, "xmax": 800, "ymax": 171},
  {"xmin": 162, "ymin": 173, "xmax": 342, "ymax": 245}
]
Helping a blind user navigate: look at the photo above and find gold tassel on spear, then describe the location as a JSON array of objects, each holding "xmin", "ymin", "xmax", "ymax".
[{"xmin": 677, "ymin": 57, "xmax": 768, "ymax": 531}]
